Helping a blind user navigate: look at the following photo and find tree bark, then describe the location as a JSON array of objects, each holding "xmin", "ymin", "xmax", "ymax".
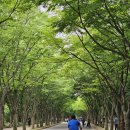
[
  {"xmin": 12, "ymin": 108, "xmax": 17, "ymax": 130},
  {"xmin": 118, "ymin": 102, "xmax": 125, "ymax": 130},
  {"xmin": 22, "ymin": 118, "xmax": 26, "ymax": 130},
  {"xmin": 0, "ymin": 101, "xmax": 4, "ymax": 130},
  {"xmin": 36, "ymin": 112, "xmax": 39, "ymax": 128},
  {"xmin": 31, "ymin": 115, "xmax": 35, "ymax": 129},
  {"xmin": 12, "ymin": 90, "xmax": 18, "ymax": 130},
  {"xmin": 104, "ymin": 116, "xmax": 109, "ymax": 130},
  {"xmin": 22, "ymin": 112, "xmax": 27, "ymax": 130},
  {"xmin": 125, "ymin": 100, "xmax": 130, "ymax": 130},
  {"xmin": 110, "ymin": 103, "xmax": 114, "ymax": 130}
]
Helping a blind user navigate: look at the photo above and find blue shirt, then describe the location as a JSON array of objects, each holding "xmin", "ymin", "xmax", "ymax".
[{"xmin": 68, "ymin": 119, "xmax": 80, "ymax": 130}]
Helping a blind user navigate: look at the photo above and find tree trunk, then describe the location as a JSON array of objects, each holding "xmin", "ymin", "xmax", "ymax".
[
  {"xmin": 31, "ymin": 115, "xmax": 35, "ymax": 129},
  {"xmin": 31, "ymin": 99, "xmax": 37, "ymax": 129},
  {"xmin": 39, "ymin": 106, "xmax": 43, "ymax": 127},
  {"xmin": 110, "ymin": 114, "xmax": 114, "ymax": 130},
  {"xmin": 0, "ymin": 101, "xmax": 4, "ymax": 130},
  {"xmin": 9, "ymin": 109, "xmax": 13, "ymax": 127},
  {"xmin": 47, "ymin": 113, "xmax": 50, "ymax": 125},
  {"xmin": 40, "ymin": 113, "xmax": 43, "ymax": 127},
  {"xmin": 104, "ymin": 119, "xmax": 109, "ymax": 130},
  {"xmin": 3, "ymin": 106, "xmax": 4, "ymax": 127},
  {"xmin": 22, "ymin": 118, "xmax": 26, "ymax": 130},
  {"xmin": 53, "ymin": 114, "xmax": 56, "ymax": 124},
  {"xmin": 95, "ymin": 115, "xmax": 98, "ymax": 125},
  {"xmin": 12, "ymin": 109, "xmax": 17, "ymax": 130},
  {"xmin": 22, "ymin": 113, "xmax": 27, "ymax": 130},
  {"xmin": 110, "ymin": 104, "xmax": 114, "ymax": 130},
  {"xmin": 40, "ymin": 119, "xmax": 43, "ymax": 127},
  {"xmin": 36, "ymin": 112, "xmax": 39, "ymax": 128},
  {"xmin": 50, "ymin": 108, "xmax": 53, "ymax": 125},
  {"xmin": 118, "ymin": 102, "xmax": 125, "ymax": 130},
  {"xmin": 104, "ymin": 114, "xmax": 109, "ymax": 130},
  {"xmin": 12, "ymin": 90, "xmax": 18, "ymax": 130},
  {"xmin": 125, "ymin": 100, "xmax": 130, "ymax": 130}
]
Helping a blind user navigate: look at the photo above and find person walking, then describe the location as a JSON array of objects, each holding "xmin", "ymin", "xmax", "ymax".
[
  {"xmin": 27, "ymin": 117, "xmax": 31, "ymax": 126},
  {"xmin": 81, "ymin": 118, "xmax": 85, "ymax": 127},
  {"xmin": 86, "ymin": 118, "xmax": 91, "ymax": 128},
  {"xmin": 68, "ymin": 115, "xmax": 82, "ymax": 130},
  {"xmin": 114, "ymin": 115, "xmax": 119, "ymax": 130}
]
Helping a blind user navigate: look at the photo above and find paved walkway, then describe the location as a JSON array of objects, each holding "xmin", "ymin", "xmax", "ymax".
[
  {"xmin": 4, "ymin": 126, "xmax": 32, "ymax": 130},
  {"xmin": 43, "ymin": 122, "xmax": 97, "ymax": 130},
  {"xmin": 4, "ymin": 122, "xmax": 98, "ymax": 130}
]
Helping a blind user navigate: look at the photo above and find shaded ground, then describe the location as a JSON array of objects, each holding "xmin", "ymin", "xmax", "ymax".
[
  {"xmin": 4, "ymin": 122, "xmax": 101, "ymax": 130},
  {"xmin": 4, "ymin": 126, "xmax": 32, "ymax": 130},
  {"xmin": 43, "ymin": 122, "xmax": 97, "ymax": 130}
]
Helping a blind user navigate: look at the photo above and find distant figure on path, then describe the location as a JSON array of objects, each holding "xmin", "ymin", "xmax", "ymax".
[
  {"xmin": 68, "ymin": 115, "xmax": 82, "ymax": 130},
  {"xmin": 114, "ymin": 116, "xmax": 119, "ymax": 130},
  {"xmin": 81, "ymin": 118, "xmax": 85, "ymax": 127},
  {"xmin": 27, "ymin": 117, "xmax": 31, "ymax": 126},
  {"xmin": 86, "ymin": 118, "xmax": 91, "ymax": 128}
]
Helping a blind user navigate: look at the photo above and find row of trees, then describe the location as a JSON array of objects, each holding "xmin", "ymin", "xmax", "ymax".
[
  {"xmin": 0, "ymin": 1, "xmax": 71, "ymax": 130},
  {"xmin": 43, "ymin": 0, "xmax": 130, "ymax": 130},
  {"xmin": 0, "ymin": 1, "xmax": 130, "ymax": 130},
  {"xmin": 0, "ymin": 1, "xmax": 87, "ymax": 130}
]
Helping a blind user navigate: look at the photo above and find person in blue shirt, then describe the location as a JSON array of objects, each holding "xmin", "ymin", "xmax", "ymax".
[{"xmin": 68, "ymin": 115, "xmax": 82, "ymax": 130}]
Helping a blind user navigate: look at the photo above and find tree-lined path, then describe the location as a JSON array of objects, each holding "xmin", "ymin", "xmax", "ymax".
[{"xmin": 1, "ymin": 1, "xmax": 130, "ymax": 130}]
